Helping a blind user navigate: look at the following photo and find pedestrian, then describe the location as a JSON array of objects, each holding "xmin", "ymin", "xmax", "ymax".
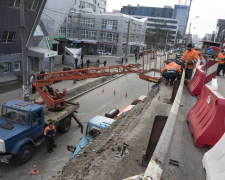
[
  {"xmin": 216, "ymin": 50, "xmax": 225, "ymax": 76},
  {"xmin": 81, "ymin": 53, "xmax": 84, "ymax": 61},
  {"xmin": 86, "ymin": 59, "xmax": 90, "ymax": 68},
  {"xmin": 40, "ymin": 69, "xmax": 45, "ymax": 79},
  {"xmin": 44, "ymin": 122, "xmax": 56, "ymax": 153},
  {"xmin": 30, "ymin": 74, "xmax": 36, "ymax": 94},
  {"xmin": 75, "ymin": 57, "xmax": 78, "ymax": 69},
  {"xmin": 161, "ymin": 62, "xmax": 181, "ymax": 85},
  {"xmin": 63, "ymin": 66, "xmax": 67, "ymax": 71},
  {"xmin": 135, "ymin": 54, "xmax": 137, "ymax": 63},
  {"xmin": 81, "ymin": 60, "xmax": 84, "ymax": 69},
  {"xmin": 121, "ymin": 57, "xmax": 124, "ymax": 64},
  {"xmin": 97, "ymin": 59, "xmax": 100, "ymax": 67},
  {"xmin": 62, "ymin": 54, "xmax": 64, "ymax": 64},
  {"xmin": 103, "ymin": 60, "xmax": 107, "ymax": 67},
  {"xmin": 178, "ymin": 43, "xmax": 198, "ymax": 85}
]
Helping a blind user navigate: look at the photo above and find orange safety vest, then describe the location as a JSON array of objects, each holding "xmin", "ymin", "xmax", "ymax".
[
  {"xmin": 44, "ymin": 126, "xmax": 56, "ymax": 136},
  {"xmin": 161, "ymin": 62, "xmax": 182, "ymax": 74},
  {"xmin": 181, "ymin": 49, "xmax": 198, "ymax": 69},
  {"xmin": 218, "ymin": 53, "xmax": 225, "ymax": 64}
]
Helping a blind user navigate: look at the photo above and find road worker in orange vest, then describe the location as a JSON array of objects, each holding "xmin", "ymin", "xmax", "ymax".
[
  {"xmin": 216, "ymin": 50, "xmax": 225, "ymax": 76},
  {"xmin": 178, "ymin": 43, "xmax": 198, "ymax": 85},
  {"xmin": 44, "ymin": 122, "xmax": 56, "ymax": 153},
  {"xmin": 161, "ymin": 62, "xmax": 182, "ymax": 85}
]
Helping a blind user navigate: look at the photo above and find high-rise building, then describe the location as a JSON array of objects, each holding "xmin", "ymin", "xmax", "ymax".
[
  {"xmin": 70, "ymin": 0, "xmax": 107, "ymax": 13},
  {"xmin": 121, "ymin": 5, "xmax": 174, "ymax": 18},
  {"xmin": 215, "ymin": 19, "xmax": 225, "ymax": 43},
  {"xmin": 173, "ymin": 5, "xmax": 189, "ymax": 44}
]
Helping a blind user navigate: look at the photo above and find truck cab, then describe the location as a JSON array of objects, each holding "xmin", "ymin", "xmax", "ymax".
[
  {"xmin": 68, "ymin": 115, "xmax": 115, "ymax": 160},
  {"xmin": 0, "ymin": 99, "xmax": 44, "ymax": 164}
]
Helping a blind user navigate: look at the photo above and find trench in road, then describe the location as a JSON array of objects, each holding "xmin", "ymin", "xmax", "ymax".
[{"xmin": 0, "ymin": 73, "xmax": 155, "ymax": 180}]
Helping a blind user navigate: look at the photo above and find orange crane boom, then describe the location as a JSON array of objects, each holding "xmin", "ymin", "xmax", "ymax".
[{"xmin": 33, "ymin": 64, "xmax": 142, "ymax": 110}]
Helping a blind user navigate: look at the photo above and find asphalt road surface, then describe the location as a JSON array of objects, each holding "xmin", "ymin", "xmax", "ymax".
[{"xmin": 0, "ymin": 73, "xmax": 154, "ymax": 180}]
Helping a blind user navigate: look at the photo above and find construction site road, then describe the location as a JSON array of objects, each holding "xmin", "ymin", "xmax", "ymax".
[{"xmin": 0, "ymin": 73, "xmax": 154, "ymax": 180}]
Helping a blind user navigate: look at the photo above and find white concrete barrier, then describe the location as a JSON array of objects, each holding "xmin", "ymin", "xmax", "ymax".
[{"xmin": 202, "ymin": 133, "xmax": 225, "ymax": 180}]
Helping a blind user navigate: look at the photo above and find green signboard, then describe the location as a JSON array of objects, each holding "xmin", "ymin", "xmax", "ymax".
[{"xmin": 55, "ymin": 34, "xmax": 66, "ymax": 39}]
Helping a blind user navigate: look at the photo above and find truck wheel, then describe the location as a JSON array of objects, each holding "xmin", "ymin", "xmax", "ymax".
[
  {"xmin": 60, "ymin": 117, "xmax": 71, "ymax": 133},
  {"xmin": 15, "ymin": 144, "xmax": 33, "ymax": 165}
]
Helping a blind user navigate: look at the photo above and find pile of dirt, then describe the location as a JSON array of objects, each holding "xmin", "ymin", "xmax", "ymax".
[{"xmin": 54, "ymin": 83, "xmax": 173, "ymax": 180}]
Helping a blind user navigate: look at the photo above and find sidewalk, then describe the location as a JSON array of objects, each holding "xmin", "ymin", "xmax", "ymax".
[{"xmin": 164, "ymin": 87, "xmax": 208, "ymax": 180}]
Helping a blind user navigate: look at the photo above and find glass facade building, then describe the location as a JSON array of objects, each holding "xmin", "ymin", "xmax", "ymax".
[
  {"xmin": 172, "ymin": 5, "xmax": 189, "ymax": 44},
  {"xmin": 215, "ymin": 19, "xmax": 225, "ymax": 43},
  {"xmin": 121, "ymin": 6, "xmax": 174, "ymax": 18}
]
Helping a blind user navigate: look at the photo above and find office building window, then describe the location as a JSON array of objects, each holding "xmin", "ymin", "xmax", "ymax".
[
  {"xmin": 2, "ymin": 62, "xmax": 11, "ymax": 73},
  {"xmin": 99, "ymin": 7, "xmax": 105, "ymax": 12},
  {"xmin": 29, "ymin": 0, "xmax": 39, "ymax": 10},
  {"xmin": 136, "ymin": 35, "xmax": 140, "ymax": 42},
  {"xmin": 102, "ymin": 19, "xmax": 118, "ymax": 30},
  {"xmin": 67, "ymin": 28, "xmax": 71, "ymax": 37},
  {"xmin": 124, "ymin": 23, "xmax": 128, "ymax": 32},
  {"xmin": 130, "ymin": 34, "xmax": 135, "ymax": 42},
  {"xmin": 75, "ymin": 0, "xmax": 77, "ymax": 4},
  {"xmin": 68, "ymin": 16, "xmax": 72, "ymax": 23},
  {"xmin": 80, "ymin": 18, "xmax": 95, "ymax": 28},
  {"xmin": 14, "ymin": 61, "xmax": 20, "ymax": 71},
  {"xmin": 80, "ymin": 29, "xmax": 97, "ymax": 39},
  {"xmin": 9, "ymin": 0, "xmax": 20, "ymax": 7},
  {"xmin": 73, "ymin": 17, "xmax": 79, "ymax": 22},
  {"xmin": 2, "ymin": 31, "xmax": 15, "ymax": 43},
  {"xmin": 57, "ymin": 27, "xmax": 66, "ymax": 35},
  {"xmin": 141, "ymin": 36, "xmax": 145, "ymax": 42},
  {"xmin": 99, "ymin": 1, "xmax": 106, "ymax": 6},
  {"xmin": 73, "ymin": 29, "xmax": 76, "ymax": 37},
  {"xmin": 137, "ymin": 25, "xmax": 141, "ymax": 31},
  {"xmin": 80, "ymin": 1, "xmax": 96, "ymax": 11},
  {"xmin": 123, "ymin": 34, "xmax": 127, "ymax": 42},
  {"xmin": 131, "ymin": 24, "xmax": 136, "ymax": 32},
  {"xmin": 70, "ymin": 8, "xmax": 75, "ymax": 13},
  {"xmin": 100, "ymin": 31, "xmax": 119, "ymax": 42}
]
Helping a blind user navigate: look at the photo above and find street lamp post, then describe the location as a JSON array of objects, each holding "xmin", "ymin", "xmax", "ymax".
[
  {"xmin": 180, "ymin": 0, "xmax": 193, "ymax": 53},
  {"xmin": 187, "ymin": 16, "xmax": 199, "ymax": 46},
  {"xmin": 124, "ymin": 4, "xmax": 139, "ymax": 62}
]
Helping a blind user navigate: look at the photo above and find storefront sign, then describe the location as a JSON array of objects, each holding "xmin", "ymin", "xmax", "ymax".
[
  {"xmin": 55, "ymin": 34, "xmax": 66, "ymax": 39},
  {"xmin": 83, "ymin": 41, "xmax": 98, "ymax": 44},
  {"xmin": 101, "ymin": 41, "xmax": 117, "ymax": 45},
  {"xmin": 44, "ymin": 51, "xmax": 58, "ymax": 58}
]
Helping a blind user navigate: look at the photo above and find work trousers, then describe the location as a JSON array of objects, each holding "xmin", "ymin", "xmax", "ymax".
[
  {"xmin": 164, "ymin": 71, "xmax": 178, "ymax": 83},
  {"xmin": 32, "ymin": 85, "xmax": 36, "ymax": 94},
  {"xmin": 217, "ymin": 64, "xmax": 225, "ymax": 75},
  {"xmin": 185, "ymin": 69, "xmax": 193, "ymax": 83},
  {"xmin": 46, "ymin": 137, "xmax": 54, "ymax": 150}
]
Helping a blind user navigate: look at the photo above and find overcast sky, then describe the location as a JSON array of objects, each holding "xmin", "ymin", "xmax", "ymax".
[{"xmin": 106, "ymin": 0, "xmax": 224, "ymax": 38}]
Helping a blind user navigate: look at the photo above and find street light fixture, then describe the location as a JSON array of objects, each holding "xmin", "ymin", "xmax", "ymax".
[
  {"xmin": 124, "ymin": 4, "xmax": 140, "ymax": 63},
  {"xmin": 187, "ymin": 16, "xmax": 199, "ymax": 45}
]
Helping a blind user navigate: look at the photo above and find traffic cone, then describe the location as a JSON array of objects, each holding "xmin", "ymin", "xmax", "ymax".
[
  {"xmin": 29, "ymin": 163, "xmax": 39, "ymax": 175},
  {"xmin": 125, "ymin": 92, "xmax": 127, "ymax": 98},
  {"xmin": 114, "ymin": 90, "xmax": 116, "ymax": 95},
  {"xmin": 102, "ymin": 87, "xmax": 104, "ymax": 93}
]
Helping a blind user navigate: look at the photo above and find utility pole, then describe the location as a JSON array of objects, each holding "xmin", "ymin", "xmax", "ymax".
[
  {"xmin": 180, "ymin": 0, "xmax": 193, "ymax": 53},
  {"xmin": 125, "ymin": 21, "xmax": 130, "ymax": 63},
  {"xmin": 20, "ymin": 0, "xmax": 29, "ymax": 101}
]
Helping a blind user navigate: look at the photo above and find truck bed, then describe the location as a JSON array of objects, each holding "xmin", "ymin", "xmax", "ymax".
[{"xmin": 43, "ymin": 102, "xmax": 80, "ymax": 125}]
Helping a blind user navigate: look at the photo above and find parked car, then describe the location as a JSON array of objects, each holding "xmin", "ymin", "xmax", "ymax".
[{"xmin": 96, "ymin": 50, "xmax": 111, "ymax": 56}]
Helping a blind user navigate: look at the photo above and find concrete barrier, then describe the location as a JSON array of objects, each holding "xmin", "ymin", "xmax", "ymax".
[{"xmin": 143, "ymin": 69, "xmax": 185, "ymax": 180}]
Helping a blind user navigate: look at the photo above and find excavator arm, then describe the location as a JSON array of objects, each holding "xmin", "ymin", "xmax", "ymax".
[{"xmin": 33, "ymin": 64, "xmax": 142, "ymax": 110}]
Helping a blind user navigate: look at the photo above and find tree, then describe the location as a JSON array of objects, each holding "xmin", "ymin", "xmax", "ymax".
[{"xmin": 145, "ymin": 21, "xmax": 173, "ymax": 50}]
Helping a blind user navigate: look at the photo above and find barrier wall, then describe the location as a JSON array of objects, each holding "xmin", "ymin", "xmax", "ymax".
[
  {"xmin": 187, "ymin": 65, "xmax": 205, "ymax": 96},
  {"xmin": 187, "ymin": 85, "xmax": 225, "ymax": 148},
  {"xmin": 202, "ymin": 133, "xmax": 225, "ymax": 180}
]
